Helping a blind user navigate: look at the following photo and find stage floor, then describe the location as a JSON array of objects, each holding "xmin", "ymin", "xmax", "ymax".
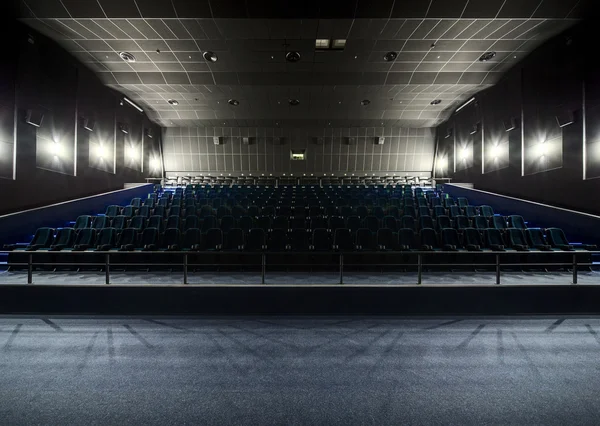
[
  {"xmin": 1, "ymin": 316, "xmax": 600, "ymax": 425},
  {"xmin": 0, "ymin": 269, "xmax": 598, "ymax": 286}
]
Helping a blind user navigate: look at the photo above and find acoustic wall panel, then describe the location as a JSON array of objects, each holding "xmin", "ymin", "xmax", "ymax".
[{"xmin": 163, "ymin": 127, "xmax": 435, "ymax": 175}]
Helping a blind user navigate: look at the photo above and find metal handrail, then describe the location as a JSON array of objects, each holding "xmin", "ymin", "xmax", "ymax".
[{"xmin": 1, "ymin": 249, "xmax": 597, "ymax": 286}]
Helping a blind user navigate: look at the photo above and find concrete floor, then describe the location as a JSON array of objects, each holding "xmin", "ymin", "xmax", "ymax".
[
  {"xmin": 0, "ymin": 269, "xmax": 597, "ymax": 286},
  {"xmin": 1, "ymin": 317, "xmax": 600, "ymax": 425}
]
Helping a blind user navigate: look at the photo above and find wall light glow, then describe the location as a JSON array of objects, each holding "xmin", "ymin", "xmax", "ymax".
[
  {"xmin": 460, "ymin": 147, "xmax": 468, "ymax": 161},
  {"xmin": 149, "ymin": 157, "xmax": 160, "ymax": 171},
  {"xmin": 436, "ymin": 156, "xmax": 448, "ymax": 171},
  {"xmin": 126, "ymin": 144, "xmax": 138, "ymax": 162},
  {"xmin": 47, "ymin": 141, "xmax": 64, "ymax": 158},
  {"xmin": 490, "ymin": 144, "xmax": 500, "ymax": 159},
  {"xmin": 96, "ymin": 144, "xmax": 107, "ymax": 159}
]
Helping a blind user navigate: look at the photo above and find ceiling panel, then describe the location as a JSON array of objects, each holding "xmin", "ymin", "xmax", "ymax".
[{"xmin": 18, "ymin": 0, "xmax": 586, "ymax": 127}]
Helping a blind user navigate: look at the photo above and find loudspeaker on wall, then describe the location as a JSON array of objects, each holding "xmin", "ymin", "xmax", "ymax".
[
  {"xmin": 556, "ymin": 110, "xmax": 574, "ymax": 128},
  {"xmin": 25, "ymin": 109, "xmax": 44, "ymax": 127}
]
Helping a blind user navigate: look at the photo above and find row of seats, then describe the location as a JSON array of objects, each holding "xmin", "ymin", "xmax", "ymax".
[
  {"xmin": 8, "ymin": 226, "xmax": 594, "ymax": 253},
  {"xmin": 71, "ymin": 213, "xmax": 527, "ymax": 235},
  {"xmin": 103, "ymin": 203, "xmax": 494, "ymax": 221}
]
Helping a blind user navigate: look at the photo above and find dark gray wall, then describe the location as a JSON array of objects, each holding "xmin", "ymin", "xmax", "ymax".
[
  {"xmin": 163, "ymin": 126, "xmax": 434, "ymax": 176},
  {"xmin": 435, "ymin": 21, "xmax": 600, "ymax": 215},
  {"xmin": 0, "ymin": 23, "xmax": 163, "ymax": 215}
]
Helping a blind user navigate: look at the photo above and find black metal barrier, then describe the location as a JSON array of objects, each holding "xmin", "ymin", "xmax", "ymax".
[{"xmin": 2, "ymin": 250, "xmax": 597, "ymax": 285}]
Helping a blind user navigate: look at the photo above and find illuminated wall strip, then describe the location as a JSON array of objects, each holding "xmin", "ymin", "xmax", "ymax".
[
  {"xmin": 455, "ymin": 97, "xmax": 475, "ymax": 114},
  {"xmin": 12, "ymin": 91, "xmax": 17, "ymax": 180},
  {"xmin": 113, "ymin": 109, "xmax": 117, "ymax": 175},
  {"xmin": 141, "ymin": 123, "xmax": 144, "ymax": 174},
  {"xmin": 123, "ymin": 97, "xmax": 143, "ymax": 113},
  {"xmin": 74, "ymin": 75, "xmax": 78, "ymax": 177},
  {"xmin": 583, "ymin": 80, "xmax": 587, "ymax": 180},
  {"xmin": 481, "ymin": 114, "xmax": 485, "ymax": 175},
  {"xmin": 520, "ymin": 69, "xmax": 525, "ymax": 177}
]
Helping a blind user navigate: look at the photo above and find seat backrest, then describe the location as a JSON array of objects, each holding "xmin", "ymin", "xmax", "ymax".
[
  {"xmin": 400, "ymin": 215, "xmax": 415, "ymax": 231},
  {"xmin": 96, "ymin": 228, "xmax": 116, "ymax": 248},
  {"xmin": 138, "ymin": 206, "xmax": 151, "ymax": 218},
  {"xmin": 372, "ymin": 206, "xmax": 384, "ymax": 219},
  {"xmin": 105, "ymin": 206, "xmax": 120, "ymax": 217},
  {"xmin": 140, "ymin": 228, "xmax": 159, "ymax": 247},
  {"xmin": 246, "ymin": 228, "xmax": 266, "ymax": 251},
  {"xmin": 547, "ymin": 228, "xmax": 569, "ymax": 246},
  {"xmin": 356, "ymin": 206, "xmax": 368, "ymax": 218},
  {"xmin": 455, "ymin": 215, "xmax": 470, "ymax": 230},
  {"xmin": 328, "ymin": 216, "xmax": 345, "ymax": 233},
  {"xmin": 346, "ymin": 216, "xmax": 362, "ymax": 232},
  {"xmin": 121, "ymin": 206, "xmax": 135, "ymax": 218},
  {"xmin": 433, "ymin": 206, "xmax": 446, "ymax": 218},
  {"xmin": 436, "ymin": 215, "xmax": 452, "ymax": 231},
  {"xmin": 356, "ymin": 228, "xmax": 375, "ymax": 250},
  {"xmin": 224, "ymin": 228, "xmax": 244, "ymax": 250},
  {"xmin": 53, "ymin": 228, "xmax": 75, "ymax": 247},
  {"xmin": 387, "ymin": 206, "xmax": 400, "ymax": 218},
  {"xmin": 419, "ymin": 216, "xmax": 434, "ymax": 230},
  {"xmin": 480, "ymin": 205, "xmax": 494, "ymax": 218},
  {"xmin": 181, "ymin": 228, "xmax": 201, "ymax": 249},
  {"xmin": 449, "ymin": 206, "xmax": 461, "ymax": 217},
  {"xmin": 147, "ymin": 215, "xmax": 163, "ymax": 232},
  {"xmin": 507, "ymin": 228, "xmax": 527, "ymax": 248},
  {"xmin": 143, "ymin": 198, "xmax": 155, "ymax": 208},
  {"xmin": 464, "ymin": 228, "xmax": 483, "ymax": 246},
  {"xmin": 239, "ymin": 216, "xmax": 254, "ymax": 233},
  {"xmin": 457, "ymin": 197, "xmax": 469, "ymax": 208},
  {"xmin": 364, "ymin": 216, "xmax": 379, "ymax": 232},
  {"xmin": 441, "ymin": 228, "xmax": 461, "ymax": 248},
  {"xmin": 418, "ymin": 206, "xmax": 430, "ymax": 217},
  {"xmin": 312, "ymin": 228, "xmax": 331, "ymax": 250},
  {"xmin": 76, "ymin": 228, "xmax": 97, "ymax": 246},
  {"xmin": 490, "ymin": 216, "xmax": 507, "ymax": 230},
  {"xmin": 220, "ymin": 216, "xmax": 235, "ymax": 232},
  {"xmin": 290, "ymin": 229, "xmax": 309, "ymax": 251},
  {"xmin": 165, "ymin": 215, "xmax": 180, "ymax": 230},
  {"xmin": 377, "ymin": 228, "xmax": 396, "ymax": 249},
  {"xmin": 272, "ymin": 216, "xmax": 289, "ymax": 230},
  {"xmin": 267, "ymin": 229, "xmax": 287, "ymax": 251},
  {"xmin": 129, "ymin": 216, "xmax": 146, "ymax": 230},
  {"xmin": 184, "ymin": 215, "xmax": 199, "ymax": 231},
  {"xmin": 403, "ymin": 206, "xmax": 416, "ymax": 218},
  {"xmin": 382, "ymin": 216, "xmax": 398, "ymax": 231},
  {"xmin": 130, "ymin": 198, "xmax": 142, "ymax": 208},
  {"xmin": 256, "ymin": 216, "xmax": 271, "ymax": 232},
  {"xmin": 203, "ymin": 228, "xmax": 223, "ymax": 249},
  {"xmin": 484, "ymin": 228, "xmax": 504, "ymax": 247},
  {"xmin": 420, "ymin": 228, "xmax": 438, "ymax": 248},
  {"xmin": 473, "ymin": 216, "xmax": 488, "ymax": 229},
  {"xmin": 334, "ymin": 229, "xmax": 354, "ymax": 251},
  {"xmin": 201, "ymin": 215, "xmax": 217, "ymax": 232},
  {"xmin": 74, "ymin": 215, "xmax": 91, "ymax": 229},
  {"xmin": 161, "ymin": 228, "xmax": 181, "ymax": 249},
  {"xmin": 526, "ymin": 228, "xmax": 547, "ymax": 247},
  {"xmin": 509, "ymin": 215, "xmax": 527, "ymax": 229},
  {"xmin": 91, "ymin": 216, "xmax": 109, "ymax": 229},
  {"xmin": 465, "ymin": 206, "xmax": 477, "ymax": 217},
  {"xmin": 247, "ymin": 205, "xmax": 261, "ymax": 217},
  {"xmin": 112, "ymin": 216, "xmax": 127, "ymax": 230}
]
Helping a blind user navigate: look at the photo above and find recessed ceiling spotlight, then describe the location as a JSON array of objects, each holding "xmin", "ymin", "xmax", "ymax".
[
  {"xmin": 479, "ymin": 51, "xmax": 497, "ymax": 62},
  {"xmin": 156, "ymin": 49, "xmax": 160, "ymax": 54},
  {"xmin": 360, "ymin": 99, "xmax": 371, "ymax": 106},
  {"xmin": 383, "ymin": 51, "xmax": 398, "ymax": 62},
  {"xmin": 203, "ymin": 51, "xmax": 218, "ymax": 62},
  {"xmin": 286, "ymin": 51, "xmax": 301, "ymax": 62},
  {"xmin": 430, "ymin": 99, "xmax": 442, "ymax": 105},
  {"xmin": 430, "ymin": 43, "xmax": 436, "ymax": 48},
  {"xmin": 271, "ymin": 55, "xmax": 274, "ymax": 59},
  {"xmin": 118, "ymin": 51, "xmax": 136, "ymax": 63},
  {"xmin": 167, "ymin": 99, "xmax": 179, "ymax": 105},
  {"xmin": 288, "ymin": 99, "xmax": 300, "ymax": 106},
  {"xmin": 354, "ymin": 55, "xmax": 358, "ymax": 59},
  {"xmin": 228, "ymin": 99, "xmax": 240, "ymax": 106}
]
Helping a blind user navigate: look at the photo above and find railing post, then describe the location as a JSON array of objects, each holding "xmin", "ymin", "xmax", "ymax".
[
  {"xmin": 183, "ymin": 254, "xmax": 188, "ymax": 285},
  {"xmin": 573, "ymin": 253, "xmax": 578, "ymax": 285},
  {"xmin": 417, "ymin": 254, "xmax": 422, "ymax": 285},
  {"xmin": 339, "ymin": 253, "xmax": 344, "ymax": 285},
  {"xmin": 27, "ymin": 254, "xmax": 33, "ymax": 285},
  {"xmin": 105, "ymin": 253, "xmax": 110, "ymax": 285},
  {"xmin": 261, "ymin": 253, "xmax": 266, "ymax": 284},
  {"xmin": 496, "ymin": 254, "xmax": 501, "ymax": 285}
]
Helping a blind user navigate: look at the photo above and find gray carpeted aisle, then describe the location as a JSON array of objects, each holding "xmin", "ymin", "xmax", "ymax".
[{"xmin": 1, "ymin": 316, "xmax": 600, "ymax": 425}]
